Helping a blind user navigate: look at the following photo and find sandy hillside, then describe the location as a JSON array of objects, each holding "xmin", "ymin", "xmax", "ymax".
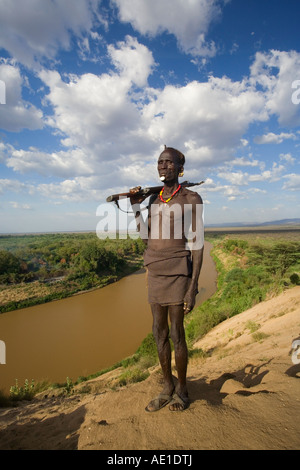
[{"xmin": 0, "ymin": 286, "xmax": 300, "ymax": 451}]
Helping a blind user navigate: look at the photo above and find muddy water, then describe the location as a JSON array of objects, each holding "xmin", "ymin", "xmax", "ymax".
[{"xmin": 0, "ymin": 242, "xmax": 217, "ymax": 393}]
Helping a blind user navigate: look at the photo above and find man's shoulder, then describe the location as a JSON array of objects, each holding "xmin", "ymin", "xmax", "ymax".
[{"xmin": 181, "ymin": 186, "xmax": 203, "ymax": 204}]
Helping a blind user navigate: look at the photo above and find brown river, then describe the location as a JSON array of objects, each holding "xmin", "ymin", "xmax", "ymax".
[{"xmin": 0, "ymin": 242, "xmax": 217, "ymax": 393}]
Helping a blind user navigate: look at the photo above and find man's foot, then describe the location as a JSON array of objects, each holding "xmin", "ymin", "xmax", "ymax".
[
  {"xmin": 145, "ymin": 392, "xmax": 174, "ymax": 412},
  {"xmin": 169, "ymin": 393, "xmax": 189, "ymax": 411}
]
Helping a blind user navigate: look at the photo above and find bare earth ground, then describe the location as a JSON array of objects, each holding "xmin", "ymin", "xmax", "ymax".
[{"xmin": 0, "ymin": 286, "xmax": 300, "ymax": 450}]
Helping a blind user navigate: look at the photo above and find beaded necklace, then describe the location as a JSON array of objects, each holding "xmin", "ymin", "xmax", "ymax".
[{"xmin": 159, "ymin": 184, "xmax": 181, "ymax": 203}]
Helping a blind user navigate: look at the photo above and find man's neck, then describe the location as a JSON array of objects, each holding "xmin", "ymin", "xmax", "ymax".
[{"xmin": 163, "ymin": 180, "xmax": 180, "ymax": 195}]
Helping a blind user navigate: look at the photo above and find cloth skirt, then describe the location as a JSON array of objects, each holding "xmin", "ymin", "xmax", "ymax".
[{"xmin": 144, "ymin": 247, "xmax": 192, "ymax": 306}]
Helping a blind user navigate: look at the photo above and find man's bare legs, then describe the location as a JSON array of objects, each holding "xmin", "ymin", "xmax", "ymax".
[
  {"xmin": 169, "ymin": 304, "xmax": 189, "ymax": 409},
  {"xmin": 152, "ymin": 304, "xmax": 174, "ymax": 394},
  {"xmin": 146, "ymin": 303, "xmax": 189, "ymax": 411}
]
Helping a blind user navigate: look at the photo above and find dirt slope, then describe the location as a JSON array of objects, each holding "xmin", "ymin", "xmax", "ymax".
[{"xmin": 0, "ymin": 286, "xmax": 300, "ymax": 450}]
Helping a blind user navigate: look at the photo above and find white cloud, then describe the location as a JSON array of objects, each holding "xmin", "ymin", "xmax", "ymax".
[
  {"xmin": 226, "ymin": 157, "xmax": 263, "ymax": 168},
  {"xmin": 143, "ymin": 76, "xmax": 268, "ymax": 166},
  {"xmin": 6, "ymin": 146, "xmax": 94, "ymax": 178},
  {"xmin": 250, "ymin": 49, "xmax": 300, "ymax": 126},
  {"xmin": 0, "ymin": 0, "xmax": 102, "ymax": 68},
  {"xmin": 2, "ymin": 34, "xmax": 299, "ymax": 209},
  {"xmin": 36, "ymin": 176, "xmax": 107, "ymax": 202},
  {"xmin": 0, "ymin": 178, "xmax": 30, "ymax": 194},
  {"xmin": 112, "ymin": 0, "xmax": 223, "ymax": 57},
  {"xmin": 248, "ymin": 163, "xmax": 285, "ymax": 183},
  {"xmin": 279, "ymin": 153, "xmax": 296, "ymax": 165},
  {"xmin": 0, "ymin": 62, "xmax": 43, "ymax": 131},
  {"xmin": 283, "ymin": 174, "xmax": 300, "ymax": 191},
  {"xmin": 108, "ymin": 35, "xmax": 156, "ymax": 88},
  {"xmin": 217, "ymin": 171, "xmax": 249, "ymax": 186},
  {"xmin": 9, "ymin": 201, "xmax": 32, "ymax": 210},
  {"xmin": 38, "ymin": 36, "xmax": 157, "ymax": 160},
  {"xmin": 9, "ymin": 40, "xmax": 289, "ymax": 203},
  {"xmin": 254, "ymin": 131, "xmax": 296, "ymax": 144}
]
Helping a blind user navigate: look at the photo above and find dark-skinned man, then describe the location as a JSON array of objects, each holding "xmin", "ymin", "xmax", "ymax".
[{"xmin": 130, "ymin": 146, "xmax": 204, "ymax": 411}]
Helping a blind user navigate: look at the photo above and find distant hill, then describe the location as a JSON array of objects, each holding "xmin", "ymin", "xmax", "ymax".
[{"xmin": 206, "ymin": 218, "xmax": 300, "ymax": 228}]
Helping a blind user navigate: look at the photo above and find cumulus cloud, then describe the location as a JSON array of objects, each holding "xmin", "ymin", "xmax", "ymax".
[
  {"xmin": 6, "ymin": 146, "xmax": 94, "ymax": 178},
  {"xmin": 0, "ymin": 0, "xmax": 103, "ymax": 68},
  {"xmin": 38, "ymin": 36, "xmax": 157, "ymax": 161},
  {"xmin": 9, "ymin": 201, "xmax": 32, "ymax": 210},
  {"xmin": 34, "ymin": 51, "xmax": 272, "ymax": 197},
  {"xmin": 5, "ymin": 37, "xmax": 295, "ymax": 203},
  {"xmin": 279, "ymin": 153, "xmax": 296, "ymax": 165},
  {"xmin": 217, "ymin": 162, "xmax": 285, "ymax": 187},
  {"xmin": 1, "ymin": 35, "xmax": 300, "ymax": 207},
  {"xmin": 108, "ymin": 35, "xmax": 157, "ymax": 88},
  {"xmin": 250, "ymin": 49, "xmax": 300, "ymax": 126},
  {"xmin": 112, "ymin": 0, "xmax": 224, "ymax": 57},
  {"xmin": 0, "ymin": 178, "xmax": 30, "ymax": 194},
  {"xmin": 248, "ymin": 163, "xmax": 285, "ymax": 183},
  {"xmin": 217, "ymin": 171, "xmax": 249, "ymax": 186},
  {"xmin": 228, "ymin": 157, "xmax": 263, "ymax": 168},
  {"xmin": 0, "ymin": 62, "xmax": 43, "ymax": 131},
  {"xmin": 143, "ymin": 75, "xmax": 268, "ymax": 167},
  {"xmin": 283, "ymin": 174, "xmax": 300, "ymax": 191},
  {"xmin": 254, "ymin": 131, "xmax": 297, "ymax": 144}
]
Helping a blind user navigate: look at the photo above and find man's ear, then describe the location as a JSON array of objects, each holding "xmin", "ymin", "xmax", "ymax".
[{"xmin": 178, "ymin": 166, "xmax": 184, "ymax": 177}]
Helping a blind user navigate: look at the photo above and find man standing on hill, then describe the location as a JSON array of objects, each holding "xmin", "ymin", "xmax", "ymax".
[{"xmin": 130, "ymin": 146, "xmax": 204, "ymax": 411}]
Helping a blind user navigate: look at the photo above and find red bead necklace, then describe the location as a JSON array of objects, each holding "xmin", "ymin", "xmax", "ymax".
[{"xmin": 159, "ymin": 184, "xmax": 181, "ymax": 203}]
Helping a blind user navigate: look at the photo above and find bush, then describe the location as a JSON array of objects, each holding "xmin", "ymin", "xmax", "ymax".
[
  {"xmin": 0, "ymin": 250, "xmax": 21, "ymax": 275},
  {"xmin": 118, "ymin": 367, "xmax": 150, "ymax": 386},
  {"xmin": 290, "ymin": 273, "xmax": 300, "ymax": 285},
  {"xmin": 9, "ymin": 379, "xmax": 35, "ymax": 401},
  {"xmin": 135, "ymin": 333, "xmax": 158, "ymax": 362},
  {"xmin": 223, "ymin": 239, "xmax": 248, "ymax": 253}
]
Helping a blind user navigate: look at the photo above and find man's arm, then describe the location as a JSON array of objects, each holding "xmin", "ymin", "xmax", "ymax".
[
  {"xmin": 129, "ymin": 188, "xmax": 153, "ymax": 244},
  {"xmin": 183, "ymin": 247, "xmax": 204, "ymax": 313},
  {"xmin": 183, "ymin": 192, "xmax": 204, "ymax": 313}
]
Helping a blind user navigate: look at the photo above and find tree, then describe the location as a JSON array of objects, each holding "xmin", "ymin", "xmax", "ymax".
[{"xmin": 0, "ymin": 250, "xmax": 21, "ymax": 275}]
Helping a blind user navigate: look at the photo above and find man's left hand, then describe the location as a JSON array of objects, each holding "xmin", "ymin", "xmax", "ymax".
[{"xmin": 183, "ymin": 291, "xmax": 196, "ymax": 315}]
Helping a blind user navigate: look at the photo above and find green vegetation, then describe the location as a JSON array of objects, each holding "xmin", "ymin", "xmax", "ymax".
[
  {"xmin": 185, "ymin": 232, "xmax": 300, "ymax": 346},
  {"xmin": 79, "ymin": 332, "xmax": 158, "ymax": 389},
  {"xmin": 0, "ymin": 378, "xmax": 51, "ymax": 406},
  {"xmin": 0, "ymin": 233, "xmax": 145, "ymax": 313}
]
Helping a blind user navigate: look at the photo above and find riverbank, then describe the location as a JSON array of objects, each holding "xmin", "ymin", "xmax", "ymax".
[
  {"xmin": 0, "ymin": 254, "xmax": 143, "ymax": 314},
  {"xmin": 1, "ymin": 285, "xmax": 299, "ymax": 450},
  {"xmin": 0, "ymin": 241, "xmax": 217, "ymax": 395},
  {"xmin": 0, "ymin": 233, "xmax": 146, "ymax": 314}
]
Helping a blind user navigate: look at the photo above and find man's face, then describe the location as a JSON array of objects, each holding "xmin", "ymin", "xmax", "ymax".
[{"xmin": 157, "ymin": 151, "xmax": 181, "ymax": 182}]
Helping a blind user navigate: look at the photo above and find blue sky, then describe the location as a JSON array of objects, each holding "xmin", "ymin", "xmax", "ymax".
[{"xmin": 0, "ymin": 0, "xmax": 300, "ymax": 233}]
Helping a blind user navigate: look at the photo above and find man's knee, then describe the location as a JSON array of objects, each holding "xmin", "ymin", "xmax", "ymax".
[
  {"xmin": 170, "ymin": 322, "xmax": 186, "ymax": 348},
  {"xmin": 152, "ymin": 322, "xmax": 169, "ymax": 347}
]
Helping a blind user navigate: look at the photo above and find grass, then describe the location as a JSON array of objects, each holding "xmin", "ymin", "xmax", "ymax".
[
  {"xmin": 246, "ymin": 320, "xmax": 261, "ymax": 333},
  {"xmin": 184, "ymin": 231, "xmax": 300, "ymax": 346},
  {"xmin": 252, "ymin": 332, "xmax": 270, "ymax": 343}
]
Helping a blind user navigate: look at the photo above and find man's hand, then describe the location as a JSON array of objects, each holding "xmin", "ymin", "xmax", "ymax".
[
  {"xmin": 129, "ymin": 186, "xmax": 148, "ymax": 205},
  {"xmin": 183, "ymin": 289, "xmax": 196, "ymax": 315}
]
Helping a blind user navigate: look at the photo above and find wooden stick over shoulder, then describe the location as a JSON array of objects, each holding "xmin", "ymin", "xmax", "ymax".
[{"xmin": 106, "ymin": 181, "xmax": 205, "ymax": 203}]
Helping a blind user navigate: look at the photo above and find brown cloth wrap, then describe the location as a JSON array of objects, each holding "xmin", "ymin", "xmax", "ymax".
[{"xmin": 143, "ymin": 246, "xmax": 193, "ymax": 305}]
